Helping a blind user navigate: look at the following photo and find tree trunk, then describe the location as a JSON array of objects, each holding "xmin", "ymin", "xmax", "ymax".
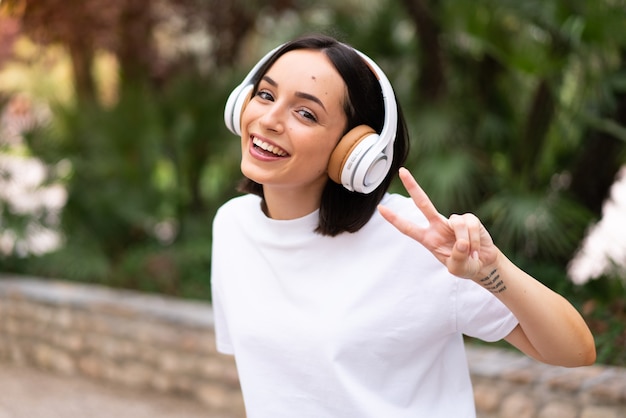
[
  {"xmin": 518, "ymin": 79, "xmax": 556, "ymax": 185},
  {"xmin": 68, "ymin": 38, "xmax": 97, "ymax": 102},
  {"xmin": 117, "ymin": 0, "xmax": 154, "ymax": 87},
  {"xmin": 569, "ymin": 94, "xmax": 626, "ymax": 216},
  {"xmin": 401, "ymin": 0, "xmax": 446, "ymax": 101}
]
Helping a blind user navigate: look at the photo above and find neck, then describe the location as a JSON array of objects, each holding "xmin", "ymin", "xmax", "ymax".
[{"xmin": 262, "ymin": 186, "xmax": 323, "ymax": 220}]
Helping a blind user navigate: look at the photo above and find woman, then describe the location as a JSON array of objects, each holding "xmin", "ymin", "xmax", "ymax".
[{"xmin": 212, "ymin": 33, "xmax": 595, "ymax": 417}]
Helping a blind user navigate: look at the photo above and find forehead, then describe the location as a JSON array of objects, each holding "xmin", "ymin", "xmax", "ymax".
[{"xmin": 265, "ymin": 49, "xmax": 346, "ymax": 93}]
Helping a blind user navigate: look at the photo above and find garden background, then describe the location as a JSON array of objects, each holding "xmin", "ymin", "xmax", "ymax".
[{"xmin": 0, "ymin": 0, "xmax": 625, "ymax": 365}]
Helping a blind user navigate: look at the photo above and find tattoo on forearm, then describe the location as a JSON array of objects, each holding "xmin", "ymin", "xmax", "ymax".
[{"xmin": 479, "ymin": 269, "xmax": 507, "ymax": 294}]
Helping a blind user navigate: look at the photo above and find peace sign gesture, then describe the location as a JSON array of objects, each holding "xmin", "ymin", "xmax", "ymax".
[{"xmin": 378, "ymin": 168, "xmax": 500, "ymax": 281}]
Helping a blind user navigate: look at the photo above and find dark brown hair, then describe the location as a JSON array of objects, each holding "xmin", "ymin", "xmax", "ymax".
[{"xmin": 238, "ymin": 33, "xmax": 410, "ymax": 236}]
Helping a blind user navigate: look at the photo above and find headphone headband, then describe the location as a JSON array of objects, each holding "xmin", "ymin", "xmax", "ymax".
[
  {"xmin": 224, "ymin": 41, "xmax": 398, "ymax": 194},
  {"xmin": 346, "ymin": 48, "xmax": 397, "ymax": 193}
]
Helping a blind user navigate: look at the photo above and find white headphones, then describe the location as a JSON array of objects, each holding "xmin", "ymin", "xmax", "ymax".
[{"xmin": 224, "ymin": 42, "xmax": 398, "ymax": 194}]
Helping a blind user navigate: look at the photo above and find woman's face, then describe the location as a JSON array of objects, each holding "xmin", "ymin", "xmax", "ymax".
[{"xmin": 240, "ymin": 49, "xmax": 348, "ymax": 200}]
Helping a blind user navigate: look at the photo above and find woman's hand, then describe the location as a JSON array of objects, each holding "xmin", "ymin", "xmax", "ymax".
[{"xmin": 378, "ymin": 167, "xmax": 499, "ymax": 281}]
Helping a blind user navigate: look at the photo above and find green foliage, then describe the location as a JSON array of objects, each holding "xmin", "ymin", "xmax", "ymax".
[
  {"xmin": 13, "ymin": 70, "xmax": 242, "ymax": 300},
  {"xmin": 2, "ymin": 0, "xmax": 626, "ymax": 364},
  {"xmin": 480, "ymin": 190, "xmax": 592, "ymax": 261},
  {"xmin": 403, "ymin": 0, "xmax": 625, "ymax": 267}
]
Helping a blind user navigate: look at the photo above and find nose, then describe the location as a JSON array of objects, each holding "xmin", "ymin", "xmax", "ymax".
[{"xmin": 258, "ymin": 102, "xmax": 285, "ymax": 133}]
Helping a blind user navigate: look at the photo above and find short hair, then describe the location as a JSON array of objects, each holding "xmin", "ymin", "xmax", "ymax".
[{"xmin": 237, "ymin": 33, "xmax": 410, "ymax": 236}]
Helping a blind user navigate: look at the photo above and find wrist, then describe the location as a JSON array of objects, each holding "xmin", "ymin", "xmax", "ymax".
[{"xmin": 475, "ymin": 251, "xmax": 507, "ymax": 294}]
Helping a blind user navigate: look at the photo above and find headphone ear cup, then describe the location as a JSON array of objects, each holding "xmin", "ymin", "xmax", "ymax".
[
  {"xmin": 224, "ymin": 84, "xmax": 244, "ymax": 134},
  {"xmin": 233, "ymin": 86, "xmax": 253, "ymax": 136},
  {"xmin": 328, "ymin": 125, "xmax": 377, "ymax": 185},
  {"xmin": 224, "ymin": 84, "xmax": 254, "ymax": 136}
]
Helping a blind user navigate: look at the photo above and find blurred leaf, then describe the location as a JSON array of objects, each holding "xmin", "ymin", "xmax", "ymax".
[{"xmin": 480, "ymin": 190, "xmax": 592, "ymax": 260}]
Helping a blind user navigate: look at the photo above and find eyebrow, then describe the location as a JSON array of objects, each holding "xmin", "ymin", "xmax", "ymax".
[{"xmin": 262, "ymin": 75, "xmax": 326, "ymax": 111}]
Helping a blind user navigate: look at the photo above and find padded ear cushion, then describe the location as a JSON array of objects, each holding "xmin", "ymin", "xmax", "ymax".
[{"xmin": 328, "ymin": 125, "xmax": 377, "ymax": 184}]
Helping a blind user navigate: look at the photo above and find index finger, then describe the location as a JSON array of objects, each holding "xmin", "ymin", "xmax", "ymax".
[{"xmin": 398, "ymin": 167, "xmax": 442, "ymax": 223}]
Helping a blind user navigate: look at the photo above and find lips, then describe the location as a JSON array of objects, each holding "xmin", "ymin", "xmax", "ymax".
[{"xmin": 251, "ymin": 136, "xmax": 289, "ymax": 157}]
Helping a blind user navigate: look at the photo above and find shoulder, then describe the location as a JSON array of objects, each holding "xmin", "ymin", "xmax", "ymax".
[
  {"xmin": 212, "ymin": 194, "xmax": 262, "ymax": 234},
  {"xmin": 214, "ymin": 194, "xmax": 260, "ymax": 219}
]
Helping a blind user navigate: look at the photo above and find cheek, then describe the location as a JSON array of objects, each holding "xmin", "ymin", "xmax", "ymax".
[
  {"xmin": 239, "ymin": 107, "xmax": 258, "ymax": 147},
  {"xmin": 239, "ymin": 106, "xmax": 251, "ymax": 136},
  {"xmin": 240, "ymin": 98, "xmax": 260, "ymax": 132},
  {"xmin": 307, "ymin": 138, "xmax": 340, "ymax": 173}
]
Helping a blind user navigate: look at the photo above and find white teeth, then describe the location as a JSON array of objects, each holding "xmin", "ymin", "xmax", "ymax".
[{"xmin": 252, "ymin": 137, "xmax": 287, "ymax": 157}]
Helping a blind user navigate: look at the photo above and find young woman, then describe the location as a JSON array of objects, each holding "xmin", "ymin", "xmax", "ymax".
[{"xmin": 212, "ymin": 33, "xmax": 595, "ymax": 417}]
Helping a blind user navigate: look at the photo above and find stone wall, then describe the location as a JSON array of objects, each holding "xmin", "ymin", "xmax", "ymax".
[
  {"xmin": 468, "ymin": 344, "xmax": 626, "ymax": 418},
  {"xmin": 1, "ymin": 276, "xmax": 625, "ymax": 418},
  {"xmin": 0, "ymin": 276, "xmax": 245, "ymax": 418}
]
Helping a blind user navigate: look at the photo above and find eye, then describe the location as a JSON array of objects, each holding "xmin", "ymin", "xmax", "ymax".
[
  {"xmin": 297, "ymin": 108, "xmax": 318, "ymax": 123},
  {"xmin": 256, "ymin": 90, "xmax": 274, "ymax": 101}
]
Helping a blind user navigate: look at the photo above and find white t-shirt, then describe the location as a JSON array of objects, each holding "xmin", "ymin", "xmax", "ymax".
[{"xmin": 211, "ymin": 193, "xmax": 518, "ymax": 418}]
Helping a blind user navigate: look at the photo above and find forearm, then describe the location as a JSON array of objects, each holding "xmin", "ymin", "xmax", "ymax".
[{"xmin": 476, "ymin": 251, "xmax": 596, "ymax": 367}]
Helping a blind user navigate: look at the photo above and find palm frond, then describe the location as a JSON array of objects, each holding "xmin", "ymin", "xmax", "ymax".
[{"xmin": 480, "ymin": 190, "xmax": 591, "ymax": 260}]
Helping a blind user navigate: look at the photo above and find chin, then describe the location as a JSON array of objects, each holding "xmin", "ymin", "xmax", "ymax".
[{"xmin": 240, "ymin": 161, "xmax": 266, "ymax": 185}]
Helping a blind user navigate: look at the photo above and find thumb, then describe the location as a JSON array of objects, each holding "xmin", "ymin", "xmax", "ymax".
[
  {"xmin": 448, "ymin": 239, "xmax": 477, "ymax": 278},
  {"xmin": 455, "ymin": 240, "xmax": 469, "ymax": 254}
]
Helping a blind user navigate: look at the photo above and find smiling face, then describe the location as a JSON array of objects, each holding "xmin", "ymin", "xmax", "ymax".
[{"xmin": 240, "ymin": 49, "xmax": 348, "ymax": 218}]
